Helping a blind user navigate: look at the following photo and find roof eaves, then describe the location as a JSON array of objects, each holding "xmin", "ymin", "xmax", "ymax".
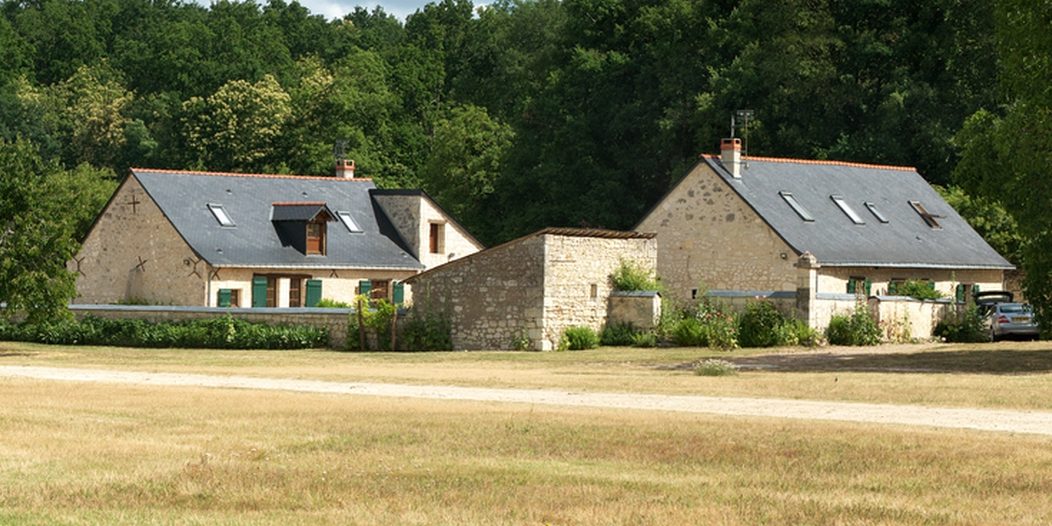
[{"xmin": 131, "ymin": 167, "xmax": 376, "ymax": 182}]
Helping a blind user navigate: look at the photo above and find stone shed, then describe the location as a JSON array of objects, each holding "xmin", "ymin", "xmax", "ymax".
[{"xmin": 404, "ymin": 228, "xmax": 657, "ymax": 350}]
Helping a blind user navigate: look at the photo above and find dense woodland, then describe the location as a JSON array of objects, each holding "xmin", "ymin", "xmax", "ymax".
[{"xmin": 0, "ymin": 0, "xmax": 1049, "ymax": 327}]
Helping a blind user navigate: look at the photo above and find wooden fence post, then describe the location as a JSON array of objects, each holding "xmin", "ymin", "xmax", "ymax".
[{"xmin": 357, "ymin": 298, "xmax": 366, "ymax": 351}]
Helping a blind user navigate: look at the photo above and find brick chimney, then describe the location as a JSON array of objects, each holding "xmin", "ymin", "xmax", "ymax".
[
  {"xmin": 721, "ymin": 138, "xmax": 741, "ymax": 178},
  {"xmin": 335, "ymin": 159, "xmax": 356, "ymax": 179}
]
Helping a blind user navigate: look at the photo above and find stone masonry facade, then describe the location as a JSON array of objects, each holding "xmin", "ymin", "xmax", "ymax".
[{"xmin": 407, "ymin": 230, "xmax": 657, "ymax": 351}]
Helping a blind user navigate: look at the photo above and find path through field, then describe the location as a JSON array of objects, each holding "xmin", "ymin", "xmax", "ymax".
[{"xmin": 2, "ymin": 365, "xmax": 1050, "ymax": 436}]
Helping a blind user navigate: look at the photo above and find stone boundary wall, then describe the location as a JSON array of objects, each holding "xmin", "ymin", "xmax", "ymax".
[
  {"xmin": 69, "ymin": 304, "xmax": 351, "ymax": 349},
  {"xmin": 608, "ymin": 292, "xmax": 661, "ymax": 330},
  {"xmin": 867, "ymin": 296, "xmax": 953, "ymax": 341}
]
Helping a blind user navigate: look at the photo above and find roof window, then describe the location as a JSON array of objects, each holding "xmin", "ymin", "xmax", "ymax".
[
  {"xmin": 864, "ymin": 202, "xmax": 889, "ymax": 223},
  {"xmin": 208, "ymin": 203, "xmax": 234, "ymax": 227},
  {"xmin": 909, "ymin": 201, "xmax": 942, "ymax": 229},
  {"xmin": 831, "ymin": 195, "xmax": 864, "ymax": 224},
  {"xmin": 779, "ymin": 191, "xmax": 814, "ymax": 222},
  {"xmin": 337, "ymin": 211, "xmax": 362, "ymax": 233}
]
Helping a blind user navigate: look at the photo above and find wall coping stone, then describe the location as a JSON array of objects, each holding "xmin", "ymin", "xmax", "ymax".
[
  {"xmin": 708, "ymin": 290, "xmax": 796, "ymax": 299},
  {"xmin": 610, "ymin": 290, "xmax": 661, "ymax": 298},
  {"xmin": 870, "ymin": 296, "xmax": 953, "ymax": 304},
  {"xmin": 815, "ymin": 292, "xmax": 860, "ymax": 301},
  {"xmin": 69, "ymin": 304, "xmax": 354, "ymax": 315}
]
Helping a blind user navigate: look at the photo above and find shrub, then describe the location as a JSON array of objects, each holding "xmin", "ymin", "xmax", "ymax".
[
  {"xmin": 694, "ymin": 359, "xmax": 739, "ymax": 377},
  {"xmin": 632, "ymin": 331, "xmax": 657, "ymax": 348},
  {"xmin": 600, "ymin": 322, "xmax": 638, "ymax": 346},
  {"xmin": 826, "ymin": 306, "xmax": 882, "ymax": 346},
  {"xmin": 671, "ymin": 317, "xmax": 707, "ymax": 346},
  {"xmin": 667, "ymin": 302, "xmax": 738, "ymax": 350},
  {"xmin": 934, "ymin": 306, "xmax": 991, "ymax": 343},
  {"xmin": 399, "ymin": 313, "xmax": 452, "ymax": 351},
  {"xmin": 510, "ymin": 330, "xmax": 533, "ymax": 351},
  {"xmin": 316, "ymin": 298, "xmax": 353, "ymax": 308},
  {"xmin": 895, "ymin": 279, "xmax": 945, "ymax": 300},
  {"xmin": 349, "ymin": 295, "xmax": 397, "ymax": 351},
  {"xmin": 563, "ymin": 326, "xmax": 599, "ymax": 350},
  {"xmin": 610, "ymin": 259, "xmax": 660, "ymax": 292},
  {"xmin": 774, "ymin": 318, "xmax": 821, "ymax": 347},
  {"xmin": 737, "ymin": 302, "xmax": 785, "ymax": 348}
]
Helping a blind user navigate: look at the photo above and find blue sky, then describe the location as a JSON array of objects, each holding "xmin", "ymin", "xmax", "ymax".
[{"xmin": 195, "ymin": 1, "xmax": 485, "ymax": 21}]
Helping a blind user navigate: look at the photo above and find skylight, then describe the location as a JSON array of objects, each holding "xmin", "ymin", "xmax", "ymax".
[
  {"xmin": 779, "ymin": 192, "xmax": 814, "ymax": 222},
  {"xmin": 337, "ymin": 211, "xmax": 362, "ymax": 233},
  {"xmin": 207, "ymin": 203, "xmax": 234, "ymax": 227},
  {"xmin": 864, "ymin": 202, "xmax": 889, "ymax": 223},
  {"xmin": 831, "ymin": 195, "xmax": 865, "ymax": 224},
  {"xmin": 909, "ymin": 201, "xmax": 941, "ymax": 229}
]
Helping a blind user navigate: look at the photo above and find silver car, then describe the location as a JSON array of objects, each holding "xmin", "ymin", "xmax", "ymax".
[{"xmin": 983, "ymin": 303, "xmax": 1040, "ymax": 341}]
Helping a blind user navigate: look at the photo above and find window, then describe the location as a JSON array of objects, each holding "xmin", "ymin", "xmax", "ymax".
[
  {"xmin": 863, "ymin": 202, "xmax": 889, "ymax": 223},
  {"xmin": 337, "ymin": 211, "xmax": 362, "ymax": 233},
  {"xmin": 208, "ymin": 203, "xmax": 235, "ymax": 226},
  {"xmin": 429, "ymin": 222, "xmax": 445, "ymax": 254},
  {"xmin": 306, "ymin": 220, "xmax": 326, "ymax": 255},
  {"xmin": 590, "ymin": 283, "xmax": 598, "ymax": 299},
  {"xmin": 909, "ymin": 201, "xmax": 942, "ymax": 229},
  {"xmin": 888, "ymin": 279, "xmax": 904, "ymax": 295},
  {"xmin": 779, "ymin": 192, "xmax": 814, "ymax": 222},
  {"xmin": 217, "ymin": 288, "xmax": 240, "ymax": 307},
  {"xmin": 289, "ymin": 278, "xmax": 302, "ymax": 307},
  {"xmin": 846, "ymin": 277, "xmax": 871, "ymax": 296},
  {"xmin": 831, "ymin": 195, "xmax": 864, "ymax": 224},
  {"xmin": 370, "ymin": 279, "xmax": 390, "ymax": 300}
]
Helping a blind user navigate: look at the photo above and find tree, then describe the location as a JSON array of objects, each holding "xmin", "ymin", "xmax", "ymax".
[
  {"xmin": 0, "ymin": 139, "xmax": 113, "ymax": 323},
  {"xmin": 422, "ymin": 104, "xmax": 513, "ymax": 235},
  {"xmin": 180, "ymin": 74, "xmax": 292, "ymax": 172}
]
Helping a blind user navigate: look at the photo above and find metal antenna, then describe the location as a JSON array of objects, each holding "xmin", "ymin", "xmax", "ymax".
[
  {"xmin": 735, "ymin": 109, "xmax": 754, "ymax": 169},
  {"xmin": 333, "ymin": 140, "xmax": 347, "ymax": 164}
]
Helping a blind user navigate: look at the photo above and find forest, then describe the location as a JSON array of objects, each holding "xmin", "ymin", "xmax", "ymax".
[{"xmin": 0, "ymin": 0, "xmax": 1048, "ymax": 325}]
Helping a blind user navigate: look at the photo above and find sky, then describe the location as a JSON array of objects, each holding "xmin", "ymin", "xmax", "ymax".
[{"xmin": 193, "ymin": 1, "xmax": 481, "ymax": 21}]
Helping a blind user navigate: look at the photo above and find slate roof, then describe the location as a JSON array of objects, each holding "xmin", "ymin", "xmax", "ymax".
[
  {"xmin": 270, "ymin": 202, "xmax": 335, "ymax": 222},
  {"xmin": 133, "ymin": 169, "xmax": 423, "ymax": 270},
  {"xmin": 696, "ymin": 155, "xmax": 1013, "ymax": 269}
]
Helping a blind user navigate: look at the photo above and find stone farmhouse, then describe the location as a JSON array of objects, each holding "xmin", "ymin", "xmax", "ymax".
[
  {"xmin": 405, "ymin": 228, "xmax": 658, "ymax": 351},
  {"xmin": 637, "ymin": 138, "xmax": 1013, "ymax": 330},
  {"xmin": 72, "ymin": 161, "xmax": 483, "ymax": 308}
]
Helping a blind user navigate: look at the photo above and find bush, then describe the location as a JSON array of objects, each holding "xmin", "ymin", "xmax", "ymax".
[
  {"xmin": 0, "ymin": 315, "xmax": 327, "ymax": 349},
  {"xmin": 631, "ymin": 331, "xmax": 657, "ymax": 347},
  {"xmin": 610, "ymin": 259, "xmax": 660, "ymax": 292},
  {"xmin": 348, "ymin": 295, "xmax": 396, "ymax": 351},
  {"xmin": 600, "ymin": 322, "xmax": 638, "ymax": 346},
  {"xmin": 694, "ymin": 359, "xmax": 739, "ymax": 377},
  {"xmin": 399, "ymin": 313, "xmax": 452, "ymax": 351},
  {"xmin": 895, "ymin": 279, "xmax": 945, "ymax": 300},
  {"xmin": 825, "ymin": 306, "xmax": 882, "ymax": 346},
  {"xmin": 774, "ymin": 318, "xmax": 821, "ymax": 347},
  {"xmin": 510, "ymin": 330, "xmax": 533, "ymax": 351},
  {"xmin": 737, "ymin": 302, "xmax": 785, "ymax": 348},
  {"xmin": 934, "ymin": 306, "xmax": 991, "ymax": 343},
  {"xmin": 315, "ymin": 298, "xmax": 353, "ymax": 308},
  {"xmin": 563, "ymin": 326, "xmax": 599, "ymax": 350},
  {"xmin": 669, "ymin": 303, "xmax": 738, "ymax": 350}
]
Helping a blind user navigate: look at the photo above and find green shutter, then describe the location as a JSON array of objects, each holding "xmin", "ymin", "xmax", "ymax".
[
  {"xmin": 305, "ymin": 279, "xmax": 322, "ymax": 307},
  {"xmin": 864, "ymin": 278, "xmax": 872, "ymax": 296},
  {"xmin": 927, "ymin": 281, "xmax": 936, "ymax": 291},
  {"xmin": 956, "ymin": 284, "xmax": 966, "ymax": 303},
  {"xmin": 218, "ymin": 289, "xmax": 232, "ymax": 308},
  {"xmin": 252, "ymin": 276, "xmax": 268, "ymax": 308},
  {"xmin": 846, "ymin": 279, "xmax": 856, "ymax": 294},
  {"xmin": 393, "ymin": 281, "xmax": 405, "ymax": 305},
  {"xmin": 358, "ymin": 280, "xmax": 371, "ymax": 296},
  {"xmin": 888, "ymin": 281, "xmax": 898, "ymax": 295}
]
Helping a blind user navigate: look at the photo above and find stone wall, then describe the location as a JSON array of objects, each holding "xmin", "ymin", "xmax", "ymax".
[
  {"xmin": 608, "ymin": 292, "xmax": 662, "ymax": 330},
  {"xmin": 409, "ymin": 236, "xmax": 546, "ymax": 350},
  {"xmin": 372, "ymin": 192, "xmax": 482, "ymax": 269},
  {"xmin": 69, "ymin": 304, "xmax": 352, "ymax": 348},
  {"xmin": 867, "ymin": 297, "xmax": 953, "ymax": 341},
  {"xmin": 371, "ymin": 194, "xmax": 422, "ymax": 259},
  {"xmin": 541, "ymin": 235, "xmax": 658, "ymax": 349},
  {"xmin": 636, "ymin": 162, "xmax": 798, "ymax": 303},
  {"xmin": 72, "ymin": 176, "xmax": 207, "ymax": 306},
  {"xmin": 706, "ymin": 290, "xmax": 798, "ymax": 316}
]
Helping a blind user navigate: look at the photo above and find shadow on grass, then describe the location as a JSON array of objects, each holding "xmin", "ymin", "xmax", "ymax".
[{"xmin": 722, "ymin": 348, "xmax": 1052, "ymax": 375}]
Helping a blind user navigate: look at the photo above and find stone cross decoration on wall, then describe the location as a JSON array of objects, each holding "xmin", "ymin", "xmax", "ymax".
[
  {"xmin": 135, "ymin": 256, "xmax": 148, "ymax": 272},
  {"xmin": 185, "ymin": 256, "xmax": 203, "ymax": 278},
  {"xmin": 126, "ymin": 194, "xmax": 142, "ymax": 214},
  {"xmin": 73, "ymin": 256, "xmax": 85, "ymax": 277}
]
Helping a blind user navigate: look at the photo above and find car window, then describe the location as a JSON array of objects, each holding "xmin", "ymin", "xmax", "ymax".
[{"xmin": 999, "ymin": 304, "xmax": 1026, "ymax": 314}]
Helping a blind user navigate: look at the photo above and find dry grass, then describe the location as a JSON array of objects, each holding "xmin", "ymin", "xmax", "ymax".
[
  {"xmin": 2, "ymin": 340, "xmax": 1052, "ymax": 410},
  {"xmin": 1, "ymin": 379, "xmax": 1050, "ymax": 525}
]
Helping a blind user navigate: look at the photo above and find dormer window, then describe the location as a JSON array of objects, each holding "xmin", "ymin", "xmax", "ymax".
[
  {"xmin": 909, "ymin": 201, "xmax": 942, "ymax": 229},
  {"xmin": 306, "ymin": 219, "xmax": 326, "ymax": 255},
  {"xmin": 208, "ymin": 203, "xmax": 235, "ymax": 227}
]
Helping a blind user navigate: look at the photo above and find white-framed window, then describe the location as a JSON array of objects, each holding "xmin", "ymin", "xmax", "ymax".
[
  {"xmin": 863, "ymin": 202, "xmax": 889, "ymax": 223},
  {"xmin": 779, "ymin": 191, "xmax": 814, "ymax": 222},
  {"xmin": 337, "ymin": 211, "xmax": 362, "ymax": 233},
  {"xmin": 207, "ymin": 203, "xmax": 235, "ymax": 226},
  {"xmin": 831, "ymin": 195, "xmax": 865, "ymax": 224}
]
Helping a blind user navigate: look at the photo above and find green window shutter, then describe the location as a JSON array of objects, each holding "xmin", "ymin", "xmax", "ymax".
[
  {"xmin": 358, "ymin": 280, "xmax": 371, "ymax": 296},
  {"xmin": 927, "ymin": 281, "xmax": 936, "ymax": 291},
  {"xmin": 393, "ymin": 281, "xmax": 405, "ymax": 305},
  {"xmin": 864, "ymin": 278, "xmax": 872, "ymax": 296},
  {"xmin": 955, "ymin": 284, "xmax": 966, "ymax": 303},
  {"xmin": 846, "ymin": 279, "xmax": 856, "ymax": 294},
  {"xmin": 218, "ymin": 289, "xmax": 232, "ymax": 308},
  {"xmin": 888, "ymin": 281, "xmax": 898, "ymax": 295},
  {"xmin": 305, "ymin": 279, "xmax": 322, "ymax": 307},
  {"xmin": 252, "ymin": 276, "xmax": 268, "ymax": 308},
  {"xmin": 973, "ymin": 284, "xmax": 980, "ymax": 299}
]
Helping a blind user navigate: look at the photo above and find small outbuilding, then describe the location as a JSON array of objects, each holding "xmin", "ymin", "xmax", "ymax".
[{"xmin": 404, "ymin": 228, "xmax": 657, "ymax": 350}]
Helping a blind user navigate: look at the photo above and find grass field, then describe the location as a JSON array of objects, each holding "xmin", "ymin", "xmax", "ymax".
[
  {"xmin": 2, "ymin": 339, "xmax": 1051, "ymax": 410},
  {"xmin": 1, "ymin": 378, "xmax": 1051, "ymax": 525}
]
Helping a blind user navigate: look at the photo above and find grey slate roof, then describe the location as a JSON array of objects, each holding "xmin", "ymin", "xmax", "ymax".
[
  {"xmin": 133, "ymin": 169, "xmax": 423, "ymax": 270},
  {"xmin": 698, "ymin": 155, "xmax": 1013, "ymax": 269},
  {"xmin": 270, "ymin": 202, "xmax": 334, "ymax": 222}
]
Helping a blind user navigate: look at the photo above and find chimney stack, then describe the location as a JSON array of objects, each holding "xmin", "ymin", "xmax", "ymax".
[
  {"xmin": 335, "ymin": 159, "xmax": 356, "ymax": 179},
  {"xmin": 721, "ymin": 138, "xmax": 742, "ymax": 178}
]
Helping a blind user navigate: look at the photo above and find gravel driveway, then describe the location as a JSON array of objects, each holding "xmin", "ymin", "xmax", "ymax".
[{"xmin": 3, "ymin": 365, "xmax": 1051, "ymax": 437}]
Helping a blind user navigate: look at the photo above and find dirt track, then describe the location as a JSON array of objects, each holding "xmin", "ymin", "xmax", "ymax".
[{"xmin": 2, "ymin": 364, "xmax": 1051, "ymax": 437}]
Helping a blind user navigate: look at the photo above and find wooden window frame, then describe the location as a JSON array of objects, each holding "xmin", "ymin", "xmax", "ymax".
[
  {"xmin": 306, "ymin": 219, "xmax": 327, "ymax": 255},
  {"xmin": 429, "ymin": 222, "xmax": 444, "ymax": 254}
]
